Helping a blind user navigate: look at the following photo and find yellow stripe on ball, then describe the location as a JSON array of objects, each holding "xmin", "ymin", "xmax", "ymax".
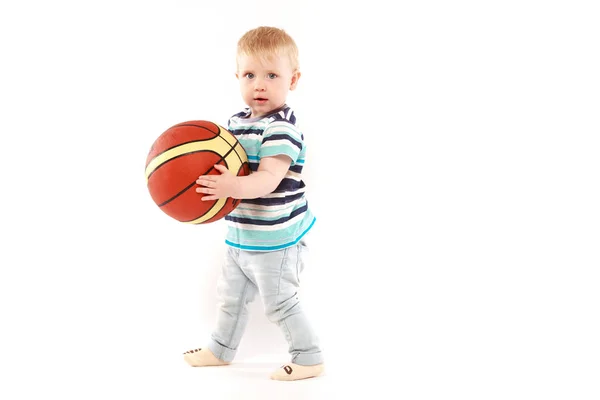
[
  {"xmin": 186, "ymin": 198, "xmax": 228, "ymax": 224},
  {"xmin": 185, "ymin": 137, "xmax": 247, "ymax": 224},
  {"xmin": 145, "ymin": 135, "xmax": 235, "ymax": 183}
]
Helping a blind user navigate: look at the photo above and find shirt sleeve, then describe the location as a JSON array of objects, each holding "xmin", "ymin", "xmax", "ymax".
[{"xmin": 258, "ymin": 121, "xmax": 304, "ymax": 164}]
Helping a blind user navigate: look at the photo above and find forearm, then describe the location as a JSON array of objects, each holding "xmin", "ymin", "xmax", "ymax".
[
  {"xmin": 197, "ymin": 155, "xmax": 290, "ymax": 202},
  {"xmin": 233, "ymin": 170, "xmax": 281, "ymax": 199}
]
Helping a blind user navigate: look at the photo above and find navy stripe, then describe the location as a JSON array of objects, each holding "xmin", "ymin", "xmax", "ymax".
[
  {"xmin": 263, "ymin": 134, "xmax": 302, "ymax": 150},
  {"xmin": 241, "ymin": 192, "xmax": 305, "ymax": 206},
  {"xmin": 275, "ymin": 178, "xmax": 305, "ymax": 192},
  {"xmin": 248, "ymin": 162, "xmax": 302, "ymax": 174},
  {"xmin": 271, "ymin": 110, "xmax": 296, "ymax": 125},
  {"xmin": 231, "ymin": 128, "xmax": 264, "ymax": 136},
  {"xmin": 226, "ymin": 204, "xmax": 308, "ymax": 225},
  {"xmin": 227, "ymin": 111, "xmax": 249, "ymax": 125},
  {"xmin": 248, "ymin": 165, "xmax": 302, "ymax": 175}
]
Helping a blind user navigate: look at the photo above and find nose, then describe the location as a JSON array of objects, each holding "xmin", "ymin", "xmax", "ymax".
[{"xmin": 254, "ymin": 77, "xmax": 266, "ymax": 91}]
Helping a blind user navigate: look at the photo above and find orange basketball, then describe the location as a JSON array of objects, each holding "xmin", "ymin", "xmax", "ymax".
[{"xmin": 145, "ymin": 120, "xmax": 250, "ymax": 224}]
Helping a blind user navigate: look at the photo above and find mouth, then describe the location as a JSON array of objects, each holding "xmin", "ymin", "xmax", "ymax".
[{"xmin": 254, "ymin": 98, "xmax": 268, "ymax": 103}]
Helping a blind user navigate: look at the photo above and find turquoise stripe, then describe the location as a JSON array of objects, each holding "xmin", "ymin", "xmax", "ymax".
[
  {"xmin": 260, "ymin": 146, "xmax": 299, "ymax": 162},
  {"xmin": 226, "ymin": 211, "xmax": 314, "ymax": 243},
  {"xmin": 264, "ymin": 128, "xmax": 302, "ymax": 140},
  {"xmin": 225, "ymin": 217, "xmax": 315, "ymax": 251}
]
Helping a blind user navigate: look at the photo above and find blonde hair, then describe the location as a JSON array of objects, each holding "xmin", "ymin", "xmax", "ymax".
[{"xmin": 236, "ymin": 26, "xmax": 299, "ymax": 71}]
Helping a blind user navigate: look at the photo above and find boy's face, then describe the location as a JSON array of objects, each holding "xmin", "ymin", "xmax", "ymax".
[{"xmin": 236, "ymin": 53, "xmax": 300, "ymax": 118}]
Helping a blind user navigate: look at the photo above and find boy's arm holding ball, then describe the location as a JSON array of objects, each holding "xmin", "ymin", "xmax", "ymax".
[{"xmin": 196, "ymin": 154, "xmax": 291, "ymax": 201}]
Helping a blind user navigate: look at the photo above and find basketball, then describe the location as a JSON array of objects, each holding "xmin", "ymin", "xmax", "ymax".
[{"xmin": 145, "ymin": 120, "xmax": 250, "ymax": 224}]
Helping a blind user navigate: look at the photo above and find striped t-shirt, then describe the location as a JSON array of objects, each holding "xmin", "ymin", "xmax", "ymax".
[{"xmin": 224, "ymin": 104, "xmax": 316, "ymax": 251}]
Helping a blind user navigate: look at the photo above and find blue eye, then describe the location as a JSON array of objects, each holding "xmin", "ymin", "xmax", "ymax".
[
  {"xmin": 267, "ymin": 73, "xmax": 277, "ymax": 79},
  {"xmin": 245, "ymin": 73, "xmax": 255, "ymax": 79}
]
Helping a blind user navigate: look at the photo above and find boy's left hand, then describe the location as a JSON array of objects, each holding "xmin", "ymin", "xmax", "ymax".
[{"xmin": 196, "ymin": 164, "xmax": 240, "ymax": 201}]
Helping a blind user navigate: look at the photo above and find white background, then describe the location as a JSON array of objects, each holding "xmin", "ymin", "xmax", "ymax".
[{"xmin": 1, "ymin": 0, "xmax": 598, "ymax": 399}]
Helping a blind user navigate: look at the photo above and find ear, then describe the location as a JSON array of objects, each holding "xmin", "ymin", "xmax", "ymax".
[
  {"xmin": 289, "ymin": 71, "xmax": 301, "ymax": 90},
  {"xmin": 235, "ymin": 72, "xmax": 239, "ymax": 79}
]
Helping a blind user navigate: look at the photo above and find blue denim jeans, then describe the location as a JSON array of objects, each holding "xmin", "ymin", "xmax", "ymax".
[{"xmin": 208, "ymin": 241, "xmax": 323, "ymax": 366}]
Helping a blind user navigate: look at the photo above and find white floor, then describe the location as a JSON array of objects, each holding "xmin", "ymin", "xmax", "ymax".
[
  {"xmin": 162, "ymin": 357, "xmax": 341, "ymax": 400},
  {"xmin": 2, "ymin": 293, "xmax": 599, "ymax": 400},
  {"xmin": 15, "ymin": 355, "xmax": 355, "ymax": 400}
]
